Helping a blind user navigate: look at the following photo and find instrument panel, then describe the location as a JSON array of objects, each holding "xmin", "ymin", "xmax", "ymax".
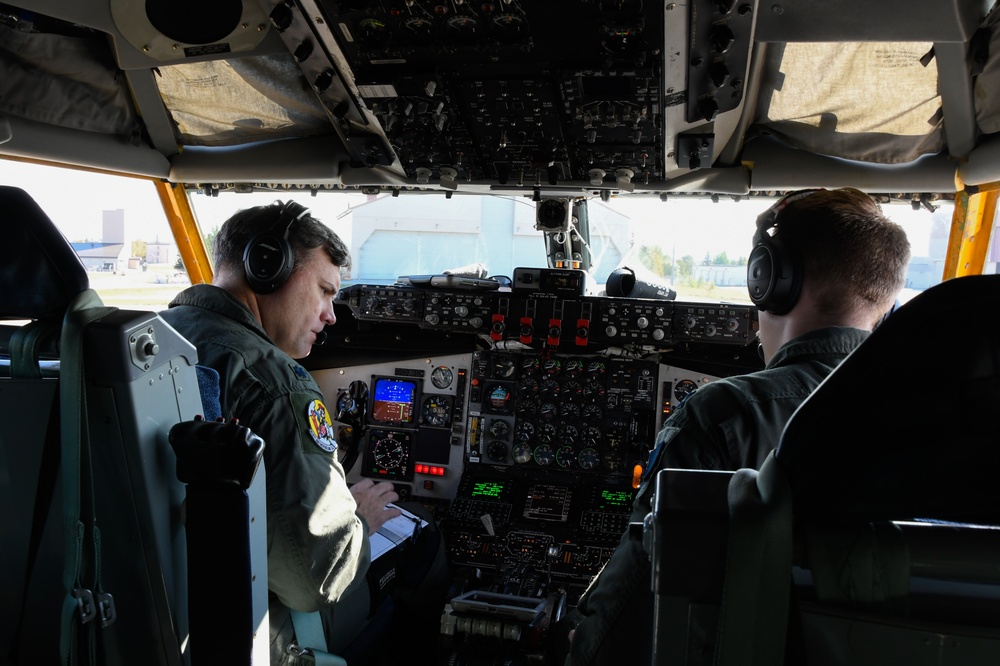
[
  {"xmin": 339, "ymin": 283, "xmax": 756, "ymax": 351},
  {"xmin": 467, "ymin": 350, "xmax": 658, "ymax": 477},
  {"xmin": 268, "ymin": 0, "xmax": 754, "ymax": 183},
  {"xmin": 311, "ymin": 287, "xmax": 759, "ymax": 656}
]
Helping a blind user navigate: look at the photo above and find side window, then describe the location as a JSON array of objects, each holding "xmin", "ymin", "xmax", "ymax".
[{"xmin": 0, "ymin": 161, "xmax": 190, "ymax": 310}]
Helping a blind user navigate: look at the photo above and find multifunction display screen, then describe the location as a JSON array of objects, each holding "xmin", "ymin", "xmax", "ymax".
[{"xmin": 371, "ymin": 377, "xmax": 417, "ymax": 424}]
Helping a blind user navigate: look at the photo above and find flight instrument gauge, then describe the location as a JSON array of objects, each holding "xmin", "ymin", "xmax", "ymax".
[
  {"xmin": 421, "ymin": 395, "xmax": 452, "ymax": 427},
  {"xmin": 578, "ymin": 447, "xmax": 600, "ymax": 470},
  {"xmin": 363, "ymin": 429, "xmax": 413, "ymax": 480},
  {"xmin": 431, "ymin": 365, "xmax": 454, "ymax": 389},
  {"xmin": 674, "ymin": 379, "xmax": 699, "ymax": 404},
  {"xmin": 556, "ymin": 445, "xmax": 577, "ymax": 468},
  {"xmin": 534, "ymin": 444, "xmax": 555, "ymax": 466},
  {"xmin": 512, "ymin": 442, "xmax": 533, "ymax": 464}
]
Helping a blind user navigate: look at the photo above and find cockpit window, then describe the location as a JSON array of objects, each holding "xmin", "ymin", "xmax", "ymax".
[{"xmin": 0, "ymin": 160, "xmax": 953, "ymax": 311}]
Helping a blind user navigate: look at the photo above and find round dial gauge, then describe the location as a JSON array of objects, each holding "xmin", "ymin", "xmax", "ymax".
[
  {"xmin": 358, "ymin": 17, "xmax": 391, "ymax": 47},
  {"xmin": 583, "ymin": 379, "xmax": 605, "ymax": 401},
  {"xmin": 336, "ymin": 392, "xmax": 359, "ymax": 420},
  {"xmin": 372, "ymin": 436, "xmax": 405, "ymax": 470},
  {"xmin": 564, "ymin": 359, "xmax": 584, "ymax": 375},
  {"xmin": 582, "ymin": 403, "xmax": 604, "ymax": 421},
  {"xmin": 559, "ymin": 424, "xmax": 579, "ymax": 445},
  {"xmin": 533, "ymin": 444, "xmax": 555, "ymax": 466},
  {"xmin": 512, "ymin": 442, "xmax": 533, "ymax": 464},
  {"xmin": 516, "ymin": 395, "xmax": 539, "ymax": 416},
  {"xmin": 578, "ymin": 447, "xmax": 600, "ymax": 470},
  {"xmin": 561, "ymin": 380, "xmax": 583, "ymax": 401},
  {"xmin": 520, "ymin": 357, "xmax": 540, "ymax": 374},
  {"xmin": 674, "ymin": 379, "xmax": 699, "ymax": 404},
  {"xmin": 537, "ymin": 423, "xmax": 557, "ymax": 444},
  {"xmin": 543, "ymin": 358, "xmax": 562, "ymax": 375},
  {"xmin": 491, "ymin": 13, "xmax": 528, "ymax": 41},
  {"xmin": 518, "ymin": 376, "xmax": 539, "ymax": 393},
  {"xmin": 486, "ymin": 384, "xmax": 513, "ymax": 413},
  {"xmin": 421, "ymin": 395, "xmax": 451, "ymax": 427},
  {"xmin": 489, "ymin": 419, "xmax": 511, "ymax": 439},
  {"xmin": 402, "ymin": 16, "xmax": 434, "ymax": 37},
  {"xmin": 515, "ymin": 421, "xmax": 535, "ymax": 441},
  {"xmin": 487, "ymin": 440, "xmax": 508, "ymax": 462},
  {"xmin": 556, "ymin": 445, "xmax": 577, "ymax": 468},
  {"xmin": 560, "ymin": 402, "xmax": 581, "ymax": 419},
  {"xmin": 539, "ymin": 377, "xmax": 561, "ymax": 396},
  {"xmin": 447, "ymin": 15, "xmax": 480, "ymax": 34},
  {"xmin": 431, "ymin": 365, "xmax": 454, "ymax": 389}
]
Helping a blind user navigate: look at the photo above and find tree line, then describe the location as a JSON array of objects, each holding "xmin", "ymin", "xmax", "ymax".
[{"xmin": 637, "ymin": 246, "xmax": 747, "ymax": 281}]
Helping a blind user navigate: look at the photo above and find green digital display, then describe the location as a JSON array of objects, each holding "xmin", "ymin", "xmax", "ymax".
[
  {"xmin": 598, "ymin": 488, "xmax": 632, "ymax": 510},
  {"xmin": 471, "ymin": 481, "xmax": 504, "ymax": 499}
]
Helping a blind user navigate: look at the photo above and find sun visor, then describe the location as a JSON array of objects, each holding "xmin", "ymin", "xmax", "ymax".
[
  {"xmin": 154, "ymin": 54, "xmax": 332, "ymax": 146},
  {"xmin": 0, "ymin": 23, "xmax": 142, "ymax": 139},
  {"xmin": 751, "ymin": 42, "xmax": 944, "ymax": 164}
]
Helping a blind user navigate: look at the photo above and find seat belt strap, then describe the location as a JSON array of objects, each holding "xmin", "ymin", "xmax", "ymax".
[
  {"xmin": 58, "ymin": 290, "xmax": 116, "ymax": 666},
  {"xmin": 289, "ymin": 611, "xmax": 347, "ymax": 666}
]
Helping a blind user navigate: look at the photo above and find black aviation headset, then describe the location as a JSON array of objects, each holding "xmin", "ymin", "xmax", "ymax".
[
  {"xmin": 746, "ymin": 189, "xmax": 822, "ymax": 315},
  {"xmin": 243, "ymin": 200, "xmax": 311, "ymax": 294}
]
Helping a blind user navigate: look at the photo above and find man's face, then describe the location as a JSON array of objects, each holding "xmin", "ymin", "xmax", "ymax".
[{"xmin": 258, "ymin": 247, "xmax": 340, "ymax": 359}]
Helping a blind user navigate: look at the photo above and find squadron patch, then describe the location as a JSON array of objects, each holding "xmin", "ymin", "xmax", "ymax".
[{"xmin": 306, "ymin": 399, "xmax": 338, "ymax": 453}]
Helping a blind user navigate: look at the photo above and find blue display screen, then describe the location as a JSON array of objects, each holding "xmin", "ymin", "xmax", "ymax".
[{"xmin": 372, "ymin": 378, "xmax": 417, "ymax": 423}]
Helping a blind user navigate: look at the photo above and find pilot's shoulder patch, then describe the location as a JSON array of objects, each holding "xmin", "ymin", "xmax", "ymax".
[
  {"xmin": 291, "ymin": 364, "xmax": 311, "ymax": 381},
  {"xmin": 305, "ymin": 398, "xmax": 338, "ymax": 453}
]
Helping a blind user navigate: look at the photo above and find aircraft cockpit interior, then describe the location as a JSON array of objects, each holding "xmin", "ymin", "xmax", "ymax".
[
  {"xmin": 3, "ymin": 0, "xmax": 1000, "ymax": 664},
  {"xmin": 303, "ymin": 249, "xmax": 761, "ymax": 662}
]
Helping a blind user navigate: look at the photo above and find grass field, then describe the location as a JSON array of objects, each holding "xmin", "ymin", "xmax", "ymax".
[{"xmin": 88, "ymin": 265, "xmax": 189, "ymax": 310}]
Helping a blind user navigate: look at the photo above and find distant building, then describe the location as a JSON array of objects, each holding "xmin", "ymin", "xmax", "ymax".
[
  {"xmin": 71, "ymin": 209, "xmax": 127, "ymax": 271},
  {"xmin": 146, "ymin": 238, "xmax": 175, "ymax": 264},
  {"xmin": 344, "ymin": 196, "xmax": 631, "ymax": 284},
  {"xmin": 693, "ymin": 264, "xmax": 746, "ymax": 286},
  {"xmin": 72, "ymin": 241, "xmax": 128, "ymax": 272}
]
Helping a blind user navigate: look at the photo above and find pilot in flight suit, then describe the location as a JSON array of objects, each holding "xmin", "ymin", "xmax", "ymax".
[
  {"xmin": 564, "ymin": 188, "xmax": 912, "ymax": 665},
  {"xmin": 162, "ymin": 201, "xmax": 448, "ymax": 665}
]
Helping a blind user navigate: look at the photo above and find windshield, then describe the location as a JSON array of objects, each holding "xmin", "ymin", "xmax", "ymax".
[{"xmin": 0, "ymin": 160, "xmax": 952, "ymax": 310}]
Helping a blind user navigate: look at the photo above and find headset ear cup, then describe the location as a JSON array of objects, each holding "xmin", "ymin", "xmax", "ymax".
[
  {"xmin": 747, "ymin": 234, "xmax": 801, "ymax": 314},
  {"xmin": 747, "ymin": 243, "xmax": 776, "ymax": 308},
  {"xmin": 243, "ymin": 231, "xmax": 294, "ymax": 294},
  {"xmin": 243, "ymin": 201, "xmax": 309, "ymax": 293}
]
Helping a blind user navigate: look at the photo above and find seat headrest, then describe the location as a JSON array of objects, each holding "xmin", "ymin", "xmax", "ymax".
[
  {"xmin": 776, "ymin": 275, "xmax": 1000, "ymax": 524},
  {"xmin": 0, "ymin": 185, "xmax": 89, "ymax": 319}
]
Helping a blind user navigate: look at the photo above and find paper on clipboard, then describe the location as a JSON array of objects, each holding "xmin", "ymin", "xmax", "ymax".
[{"xmin": 370, "ymin": 504, "xmax": 428, "ymax": 561}]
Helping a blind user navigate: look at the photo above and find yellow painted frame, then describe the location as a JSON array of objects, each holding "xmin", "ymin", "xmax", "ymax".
[
  {"xmin": 154, "ymin": 180, "xmax": 214, "ymax": 285},
  {"xmin": 943, "ymin": 183, "xmax": 998, "ymax": 280}
]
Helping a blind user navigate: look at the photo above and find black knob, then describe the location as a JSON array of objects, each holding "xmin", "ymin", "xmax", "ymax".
[
  {"xmin": 269, "ymin": 2, "xmax": 293, "ymax": 31},
  {"xmin": 710, "ymin": 26, "xmax": 735, "ymax": 54}
]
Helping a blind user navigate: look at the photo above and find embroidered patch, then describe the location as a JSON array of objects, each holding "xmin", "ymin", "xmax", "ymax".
[
  {"xmin": 291, "ymin": 364, "xmax": 310, "ymax": 380},
  {"xmin": 306, "ymin": 399, "xmax": 338, "ymax": 453}
]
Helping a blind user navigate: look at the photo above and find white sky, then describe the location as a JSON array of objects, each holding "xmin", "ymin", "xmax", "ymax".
[{"xmin": 0, "ymin": 159, "xmax": 937, "ymax": 260}]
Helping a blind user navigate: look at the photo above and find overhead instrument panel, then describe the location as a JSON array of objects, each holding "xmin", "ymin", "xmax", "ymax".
[
  {"xmin": 263, "ymin": 0, "xmax": 758, "ymax": 186},
  {"xmin": 296, "ymin": 0, "xmax": 665, "ymax": 187}
]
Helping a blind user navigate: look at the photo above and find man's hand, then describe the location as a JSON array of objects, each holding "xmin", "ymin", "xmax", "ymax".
[{"xmin": 350, "ymin": 478, "xmax": 401, "ymax": 534}]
